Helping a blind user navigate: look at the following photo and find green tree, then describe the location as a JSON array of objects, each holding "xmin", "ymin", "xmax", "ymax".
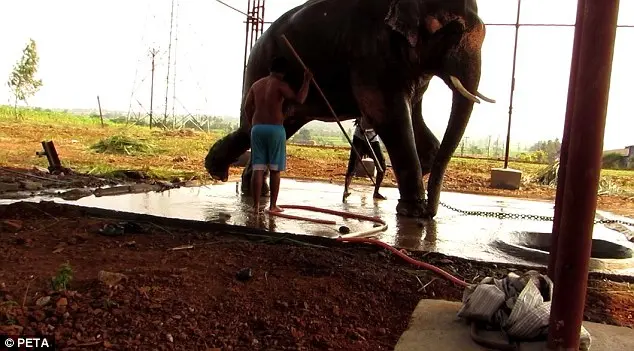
[
  {"xmin": 529, "ymin": 138, "xmax": 561, "ymax": 163},
  {"xmin": 7, "ymin": 38, "xmax": 43, "ymax": 117},
  {"xmin": 296, "ymin": 128, "xmax": 311, "ymax": 142}
]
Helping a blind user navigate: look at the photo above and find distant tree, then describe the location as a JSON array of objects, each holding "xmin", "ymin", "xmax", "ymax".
[
  {"xmin": 468, "ymin": 145, "xmax": 483, "ymax": 156},
  {"xmin": 529, "ymin": 139, "xmax": 561, "ymax": 163},
  {"xmin": 296, "ymin": 128, "xmax": 311, "ymax": 142},
  {"xmin": 602, "ymin": 153, "xmax": 627, "ymax": 169},
  {"xmin": 7, "ymin": 38, "xmax": 43, "ymax": 117}
]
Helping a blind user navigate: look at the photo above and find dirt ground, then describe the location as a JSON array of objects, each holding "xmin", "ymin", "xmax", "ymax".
[{"xmin": 0, "ymin": 202, "xmax": 633, "ymax": 350}]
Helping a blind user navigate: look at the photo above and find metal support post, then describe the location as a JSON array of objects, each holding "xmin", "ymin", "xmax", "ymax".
[
  {"xmin": 547, "ymin": 1, "xmax": 620, "ymax": 350},
  {"xmin": 548, "ymin": 0, "xmax": 587, "ymax": 279},
  {"xmin": 503, "ymin": 0, "xmax": 521, "ymax": 168}
]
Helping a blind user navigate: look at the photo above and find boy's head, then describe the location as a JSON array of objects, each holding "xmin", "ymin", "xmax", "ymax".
[{"xmin": 270, "ymin": 57, "xmax": 288, "ymax": 75}]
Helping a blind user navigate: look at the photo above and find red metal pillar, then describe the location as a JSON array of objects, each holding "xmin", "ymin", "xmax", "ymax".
[
  {"xmin": 547, "ymin": 0, "xmax": 620, "ymax": 350},
  {"xmin": 547, "ymin": 0, "xmax": 587, "ymax": 279}
]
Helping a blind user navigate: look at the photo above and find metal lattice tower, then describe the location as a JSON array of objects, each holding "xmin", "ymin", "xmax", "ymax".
[{"xmin": 241, "ymin": 0, "xmax": 266, "ymax": 94}]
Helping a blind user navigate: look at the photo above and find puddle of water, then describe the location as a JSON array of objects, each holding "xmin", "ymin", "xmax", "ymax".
[{"xmin": 2, "ymin": 179, "xmax": 632, "ymax": 273}]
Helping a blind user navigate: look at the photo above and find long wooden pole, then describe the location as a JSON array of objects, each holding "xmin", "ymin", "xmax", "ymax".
[{"xmin": 280, "ymin": 35, "xmax": 376, "ymax": 186}]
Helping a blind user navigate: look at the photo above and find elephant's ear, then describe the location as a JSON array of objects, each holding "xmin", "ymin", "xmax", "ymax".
[
  {"xmin": 385, "ymin": 0, "xmax": 421, "ymax": 48},
  {"xmin": 385, "ymin": 0, "xmax": 450, "ymax": 48}
]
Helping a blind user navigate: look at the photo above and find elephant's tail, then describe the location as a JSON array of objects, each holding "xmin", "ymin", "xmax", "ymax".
[{"xmin": 204, "ymin": 130, "xmax": 251, "ymax": 182}]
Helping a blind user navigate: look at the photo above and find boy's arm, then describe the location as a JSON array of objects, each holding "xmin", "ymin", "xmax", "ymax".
[
  {"xmin": 279, "ymin": 70, "xmax": 313, "ymax": 104},
  {"xmin": 244, "ymin": 88, "xmax": 255, "ymax": 129},
  {"xmin": 295, "ymin": 70, "xmax": 312, "ymax": 104}
]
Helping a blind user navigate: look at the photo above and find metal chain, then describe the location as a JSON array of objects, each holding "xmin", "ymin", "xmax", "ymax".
[{"xmin": 438, "ymin": 201, "xmax": 634, "ymax": 227}]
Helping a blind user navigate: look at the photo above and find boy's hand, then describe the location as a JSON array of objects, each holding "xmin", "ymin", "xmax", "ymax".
[{"xmin": 303, "ymin": 70, "xmax": 313, "ymax": 82}]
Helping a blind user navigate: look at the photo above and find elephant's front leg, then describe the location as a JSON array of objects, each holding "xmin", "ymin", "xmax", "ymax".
[{"xmin": 355, "ymin": 88, "xmax": 427, "ymax": 217}]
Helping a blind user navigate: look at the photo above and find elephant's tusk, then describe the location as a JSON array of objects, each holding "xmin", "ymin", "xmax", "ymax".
[
  {"xmin": 449, "ymin": 76, "xmax": 480, "ymax": 104},
  {"xmin": 476, "ymin": 92, "xmax": 496, "ymax": 103}
]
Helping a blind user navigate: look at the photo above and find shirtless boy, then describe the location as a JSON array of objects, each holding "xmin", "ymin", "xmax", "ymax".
[{"xmin": 244, "ymin": 56, "xmax": 312, "ymax": 213}]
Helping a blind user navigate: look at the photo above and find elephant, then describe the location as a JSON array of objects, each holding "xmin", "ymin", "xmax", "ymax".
[{"xmin": 204, "ymin": 0, "xmax": 495, "ymax": 218}]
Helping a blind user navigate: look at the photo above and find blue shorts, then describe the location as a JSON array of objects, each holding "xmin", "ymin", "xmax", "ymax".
[{"xmin": 250, "ymin": 124, "xmax": 287, "ymax": 171}]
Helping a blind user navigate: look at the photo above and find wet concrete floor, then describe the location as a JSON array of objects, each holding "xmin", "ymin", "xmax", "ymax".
[{"xmin": 2, "ymin": 179, "xmax": 633, "ymax": 273}]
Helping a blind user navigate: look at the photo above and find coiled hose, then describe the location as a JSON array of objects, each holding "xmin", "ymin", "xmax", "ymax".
[{"xmin": 266, "ymin": 204, "xmax": 469, "ymax": 287}]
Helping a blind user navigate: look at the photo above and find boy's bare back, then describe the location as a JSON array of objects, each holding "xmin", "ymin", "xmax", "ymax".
[
  {"xmin": 249, "ymin": 76, "xmax": 295, "ymax": 126},
  {"xmin": 245, "ymin": 69, "xmax": 312, "ymax": 128}
]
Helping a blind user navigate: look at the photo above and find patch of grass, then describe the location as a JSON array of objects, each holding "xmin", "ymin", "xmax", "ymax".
[
  {"xmin": 0, "ymin": 105, "xmax": 223, "ymax": 180},
  {"xmin": 51, "ymin": 262, "xmax": 73, "ymax": 291},
  {"xmin": 1, "ymin": 106, "xmax": 633, "ymax": 195},
  {"xmin": 91, "ymin": 135, "xmax": 156, "ymax": 155}
]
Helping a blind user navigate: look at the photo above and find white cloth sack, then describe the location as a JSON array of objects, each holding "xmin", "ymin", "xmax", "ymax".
[{"xmin": 457, "ymin": 270, "xmax": 592, "ymax": 350}]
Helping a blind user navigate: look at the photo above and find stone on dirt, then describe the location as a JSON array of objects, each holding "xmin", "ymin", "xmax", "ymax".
[
  {"xmin": 236, "ymin": 268, "xmax": 253, "ymax": 282},
  {"xmin": 58, "ymin": 188, "xmax": 94, "ymax": 201},
  {"xmin": 36, "ymin": 296, "xmax": 51, "ymax": 306},
  {"xmin": 98, "ymin": 271, "xmax": 128, "ymax": 287},
  {"xmin": 32, "ymin": 166, "xmax": 50, "ymax": 174},
  {"xmin": 0, "ymin": 182, "xmax": 20, "ymax": 192},
  {"xmin": 490, "ymin": 168, "xmax": 523, "ymax": 190},
  {"xmin": 19, "ymin": 180, "xmax": 43, "ymax": 191}
]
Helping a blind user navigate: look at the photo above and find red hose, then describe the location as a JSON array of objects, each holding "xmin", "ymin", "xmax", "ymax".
[
  {"xmin": 267, "ymin": 205, "xmax": 468, "ymax": 288},
  {"xmin": 336, "ymin": 237, "xmax": 469, "ymax": 288}
]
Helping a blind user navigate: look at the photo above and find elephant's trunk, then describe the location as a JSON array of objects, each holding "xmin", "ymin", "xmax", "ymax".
[
  {"xmin": 426, "ymin": 68, "xmax": 482, "ymax": 216},
  {"xmin": 204, "ymin": 129, "xmax": 251, "ymax": 181}
]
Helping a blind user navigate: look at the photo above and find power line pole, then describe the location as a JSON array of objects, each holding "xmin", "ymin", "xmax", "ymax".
[
  {"xmin": 149, "ymin": 48, "xmax": 159, "ymax": 129},
  {"xmin": 171, "ymin": 0, "xmax": 180, "ymax": 129},
  {"xmin": 163, "ymin": 0, "xmax": 176, "ymax": 127},
  {"xmin": 487, "ymin": 135, "xmax": 492, "ymax": 158}
]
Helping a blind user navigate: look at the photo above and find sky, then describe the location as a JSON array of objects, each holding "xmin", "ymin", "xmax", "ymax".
[{"xmin": 0, "ymin": 0, "xmax": 632, "ymax": 150}]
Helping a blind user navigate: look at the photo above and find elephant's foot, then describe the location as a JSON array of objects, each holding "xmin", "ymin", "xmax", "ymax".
[
  {"xmin": 396, "ymin": 199, "xmax": 431, "ymax": 218},
  {"xmin": 240, "ymin": 179, "xmax": 270, "ymax": 197}
]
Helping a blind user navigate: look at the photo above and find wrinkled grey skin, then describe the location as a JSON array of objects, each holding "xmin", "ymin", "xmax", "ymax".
[{"xmin": 205, "ymin": 0, "xmax": 494, "ymax": 218}]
